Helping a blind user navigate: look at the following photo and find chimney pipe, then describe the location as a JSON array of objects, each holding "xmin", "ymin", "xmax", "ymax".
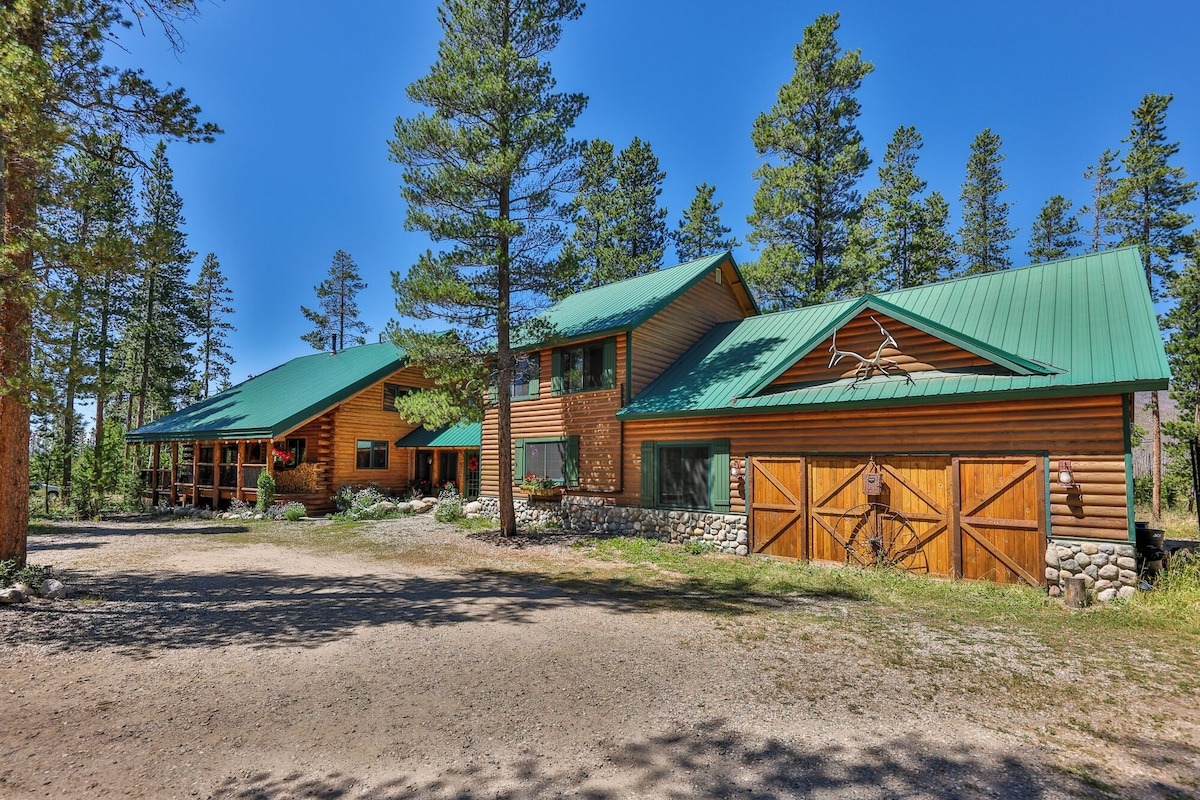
[{"xmin": 330, "ymin": 333, "xmax": 338, "ymax": 354}]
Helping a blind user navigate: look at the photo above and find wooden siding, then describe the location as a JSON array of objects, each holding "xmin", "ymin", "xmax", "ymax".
[
  {"xmin": 630, "ymin": 262, "xmax": 749, "ymax": 396},
  {"xmin": 767, "ymin": 310, "xmax": 996, "ymax": 389},
  {"xmin": 622, "ymin": 394, "xmax": 1131, "ymax": 541},
  {"xmin": 481, "ymin": 339, "xmax": 626, "ymax": 496},
  {"xmin": 315, "ymin": 365, "xmax": 434, "ymax": 494}
]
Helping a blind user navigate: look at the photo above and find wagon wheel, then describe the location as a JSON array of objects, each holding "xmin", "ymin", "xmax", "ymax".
[{"xmin": 834, "ymin": 503, "xmax": 928, "ymax": 573}]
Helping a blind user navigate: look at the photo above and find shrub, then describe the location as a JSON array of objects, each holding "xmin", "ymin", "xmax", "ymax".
[
  {"xmin": 683, "ymin": 539, "xmax": 720, "ymax": 555},
  {"xmin": 332, "ymin": 486, "xmax": 398, "ymax": 521},
  {"xmin": 0, "ymin": 560, "xmax": 53, "ymax": 589},
  {"xmin": 256, "ymin": 470, "xmax": 276, "ymax": 511},
  {"xmin": 264, "ymin": 501, "xmax": 307, "ymax": 521},
  {"xmin": 435, "ymin": 484, "xmax": 463, "ymax": 523}
]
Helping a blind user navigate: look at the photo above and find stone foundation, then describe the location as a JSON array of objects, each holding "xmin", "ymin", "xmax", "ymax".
[
  {"xmin": 476, "ymin": 495, "xmax": 749, "ymax": 555},
  {"xmin": 1045, "ymin": 540, "xmax": 1139, "ymax": 602}
]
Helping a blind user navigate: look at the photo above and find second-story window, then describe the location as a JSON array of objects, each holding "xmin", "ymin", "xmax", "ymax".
[
  {"xmin": 510, "ymin": 354, "xmax": 539, "ymax": 400},
  {"xmin": 553, "ymin": 338, "xmax": 616, "ymax": 394}
]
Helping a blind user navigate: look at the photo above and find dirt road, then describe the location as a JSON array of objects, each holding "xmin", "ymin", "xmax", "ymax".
[{"xmin": 1, "ymin": 518, "xmax": 1195, "ymax": 798}]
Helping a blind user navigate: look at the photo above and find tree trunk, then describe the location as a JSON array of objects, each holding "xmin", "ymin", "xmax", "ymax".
[
  {"xmin": 137, "ymin": 270, "xmax": 156, "ymax": 430},
  {"xmin": 0, "ymin": 143, "xmax": 38, "ymax": 567},
  {"xmin": 1151, "ymin": 390, "xmax": 1162, "ymax": 522},
  {"xmin": 94, "ymin": 271, "xmax": 112, "ymax": 509},
  {"xmin": 61, "ymin": 273, "xmax": 87, "ymax": 506},
  {"xmin": 496, "ymin": 182, "xmax": 516, "ymax": 537}
]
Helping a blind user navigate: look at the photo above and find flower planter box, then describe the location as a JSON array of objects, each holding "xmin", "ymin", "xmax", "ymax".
[{"xmin": 524, "ymin": 486, "xmax": 564, "ymax": 501}]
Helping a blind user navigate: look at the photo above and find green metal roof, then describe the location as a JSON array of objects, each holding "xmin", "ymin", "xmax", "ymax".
[
  {"xmin": 126, "ymin": 342, "xmax": 407, "ymax": 443},
  {"xmin": 394, "ymin": 421, "xmax": 482, "ymax": 448},
  {"xmin": 528, "ymin": 251, "xmax": 753, "ymax": 344},
  {"xmin": 619, "ymin": 247, "xmax": 1169, "ymax": 419}
]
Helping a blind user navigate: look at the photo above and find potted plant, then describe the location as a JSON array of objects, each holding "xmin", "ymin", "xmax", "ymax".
[{"xmin": 519, "ymin": 473, "xmax": 562, "ymax": 499}]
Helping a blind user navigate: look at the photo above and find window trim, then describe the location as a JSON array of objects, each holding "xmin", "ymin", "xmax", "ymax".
[
  {"xmin": 514, "ymin": 436, "xmax": 580, "ymax": 488},
  {"xmin": 655, "ymin": 441, "xmax": 713, "ymax": 511},
  {"xmin": 509, "ymin": 353, "xmax": 541, "ymax": 401},
  {"xmin": 355, "ymin": 439, "xmax": 389, "ymax": 470},
  {"xmin": 383, "ymin": 383, "xmax": 413, "ymax": 413}
]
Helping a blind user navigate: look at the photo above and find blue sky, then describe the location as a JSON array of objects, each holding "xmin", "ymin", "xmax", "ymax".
[{"xmin": 107, "ymin": 0, "xmax": 1199, "ymax": 383}]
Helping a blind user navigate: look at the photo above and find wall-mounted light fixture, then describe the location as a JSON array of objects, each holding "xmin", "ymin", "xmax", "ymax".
[{"xmin": 1057, "ymin": 459, "xmax": 1080, "ymax": 490}]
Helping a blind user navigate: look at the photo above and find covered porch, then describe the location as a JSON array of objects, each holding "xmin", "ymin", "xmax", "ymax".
[{"xmin": 395, "ymin": 422, "xmax": 483, "ymax": 499}]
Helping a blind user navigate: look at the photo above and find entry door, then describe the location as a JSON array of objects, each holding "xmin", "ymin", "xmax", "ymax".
[
  {"xmin": 438, "ymin": 452, "xmax": 459, "ymax": 488},
  {"xmin": 749, "ymin": 457, "xmax": 807, "ymax": 558},
  {"xmin": 956, "ymin": 457, "xmax": 1044, "ymax": 586}
]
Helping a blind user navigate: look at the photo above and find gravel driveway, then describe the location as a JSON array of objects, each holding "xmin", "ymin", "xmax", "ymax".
[{"xmin": 0, "ymin": 517, "xmax": 1194, "ymax": 799}]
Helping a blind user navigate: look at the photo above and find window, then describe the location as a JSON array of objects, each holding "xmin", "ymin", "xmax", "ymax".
[
  {"xmin": 285, "ymin": 437, "xmax": 306, "ymax": 467},
  {"xmin": 640, "ymin": 439, "xmax": 730, "ymax": 512},
  {"xmin": 515, "ymin": 437, "xmax": 579, "ymax": 487},
  {"xmin": 552, "ymin": 338, "xmax": 616, "ymax": 394},
  {"xmin": 356, "ymin": 440, "xmax": 389, "ymax": 470},
  {"xmin": 658, "ymin": 444, "xmax": 711, "ymax": 508},
  {"xmin": 246, "ymin": 442, "xmax": 266, "ymax": 464},
  {"xmin": 383, "ymin": 383, "xmax": 413, "ymax": 412},
  {"xmin": 510, "ymin": 354, "xmax": 539, "ymax": 400}
]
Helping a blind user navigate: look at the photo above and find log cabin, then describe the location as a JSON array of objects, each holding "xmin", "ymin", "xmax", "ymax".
[
  {"xmin": 125, "ymin": 341, "xmax": 482, "ymax": 515},
  {"xmin": 483, "ymin": 247, "xmax": 1169, "ymax": 588}
]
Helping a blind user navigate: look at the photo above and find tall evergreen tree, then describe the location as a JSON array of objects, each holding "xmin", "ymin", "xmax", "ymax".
[
  {"xmin": 1164, "ymin": 240, "xmax": 1200, "ymax": 433},
  {"xmin": 1081, "ymin": 148, "xmax": 1120, "ymax": 252},
  {"xmin": 745, "ymin": 12, "xmax": 873, "ymax": 309},
  {"xmin": 388, "ymin": 0, "xmax": 586, "ymax": 537},
  {"xmin": 1026, "ymin": 195, "xmax": 1082, "ymax": 262},
  {"xmin": 0, "ymin": 1, "xmax": 218, "ymax": 564},
  {"xmin": 1110, "ymin": 93, "xmax": 1197, "ymax": 522},
  {"xmin": 301, "ymin": 250, "xmax": 370, "ymax": 350},
  {"xmin": 126, "ymin": 142, "xmax": 198, "ymax": 430},
  {"xmin": 612, "ymin": 137, "xmax": 667, "ymax": 276},
  {"xmin": 911, "ymin": 192, "xmax": 958, "ymax": 284},
  {"xmin": 557, "ymin": 139, "xmax": 620, "ymax": 298},
  {"xmin": 192, "ymin": 253, "xmax": 235, "ymax": 398},
  {"xmin": 672, "ymin": 183, "xmax": 739, "ymax": 262},
  {"xmin": 958, "ymin": 128, "xmax": 1015, "ymax": 274}
]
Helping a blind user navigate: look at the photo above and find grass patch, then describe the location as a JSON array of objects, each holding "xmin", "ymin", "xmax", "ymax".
[{"xmin": 455, "ymin": 516, "xmax": 499, "ymax": 532}]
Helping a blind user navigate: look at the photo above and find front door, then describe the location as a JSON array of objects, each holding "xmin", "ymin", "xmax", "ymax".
[{"xmin": 438, "ymin": 452, "xmax": 459, "ymax": 489}]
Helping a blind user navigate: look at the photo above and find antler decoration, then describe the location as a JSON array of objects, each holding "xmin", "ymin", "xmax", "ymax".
[{"xmin": 828, "ymin": 316, "xmax": 914, "ymax": 386}]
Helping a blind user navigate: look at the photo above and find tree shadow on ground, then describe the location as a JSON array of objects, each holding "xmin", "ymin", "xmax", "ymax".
[
  {"xmin": 205, "ymin": 717, "xmax": 1179, "ymax": 799},
  {"xmin": 0, "ymin": 562, "xmax": 862, "ymax": 657}
]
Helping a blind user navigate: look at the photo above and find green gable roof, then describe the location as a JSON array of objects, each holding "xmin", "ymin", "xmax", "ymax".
[
  {"xmin": 395, "ymin": 421, "xmax": 482, "ymax": 448},
  {"xmin": 530, "ymin": 251, "xmax": 752, "ymax": 344},
  {"xmin": 126, "ymin": 342, "xmax": 407, "ymax": 443},
  {"xmin": 619, "ymin": 247, "xmax": 1169, "ymax": 419}
]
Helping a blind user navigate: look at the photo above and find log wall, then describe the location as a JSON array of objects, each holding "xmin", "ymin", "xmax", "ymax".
[
  {"xmin": 769, "ymin": 310, "xmax": 995, "ymax": 389},
  {"xmin": 630, "ymin": 262, "xmax": 749, "ymax": 395}
]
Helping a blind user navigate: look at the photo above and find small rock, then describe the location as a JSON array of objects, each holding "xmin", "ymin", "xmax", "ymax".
[
  {"xmin": 1045, "ymin": 547, "xmax": 1060, "ymax": 568},
  {"xmin": 735, "ymin": 544, "xmax": 748, "ymax": 556},
  {"xmin": 1116, "ymin": 556, "xmax": 1137, "ymax": 571},
  {"xmin": 1115, "ymin": 544, "xmax": 1136, "ymax": 558},
  {"xmin": 11, "ymin": 582, "xmax": 32, "ymax": 598},
  {"xmin": 1060, "ymin": 559, "xmax": 1079, "ymax": 573},
  {"xmin": 1118, "ymin": 569, "xmax": 1138, "ymax": 584},
  {"xmin": 463, "ymin": 501, "xmax": 483, "ymax": 514},
  {"xmin": 1081, "ymin": 542, "xmax": 1099, "ymax": 555},
  {"xmin": 1048, "ymin": 584, "xmax": 1062, "ymax": 598},
  {"xmin": 1117, "ymin": 586, "xmax": 1136, "ymax": 601},
  {"xmin": 1045, "ymin": 567, "xmax": 1060, "ymax": 583},
  {"xmin": 0, "ymin": 588, "xmax": 26, "ymax": 604},
  {"xmin": 1097, "ymin": 564, "xmax": 1120, "ymax": 580},
  {"xmin": 1099, "ymin": 544, "xmax": 1115, "ymax": 555},
  {"xmin": 393, "ymin": 501, "xmax": 413, "ymax": 513},
  {"xmin": 1090, "ymin": 553, "xmax": 1109, "ymax": 567},
  {"xmin": 1094, "ymin": 579, "xmax": 1112, "ymax": 592},
  {"xmin": 40, "ymin": 579, "xmax": 66, "ymax": 600},
  {"xmin": 1097, "ymin": 588, "xmax": 1118, "ymax": 603},
  {"xmin": 1074, "ymin": 552, "xmax": 1092, "ymax": 568},
  {"xmin": 1084, "ymin": 564, "xmax": 1099, "ymax": 580}
]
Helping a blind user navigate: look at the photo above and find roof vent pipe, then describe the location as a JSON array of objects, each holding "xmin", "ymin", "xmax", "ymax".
[{"xmin": 330, "ymin": 334, "xmax": 338, "ymax": 355}]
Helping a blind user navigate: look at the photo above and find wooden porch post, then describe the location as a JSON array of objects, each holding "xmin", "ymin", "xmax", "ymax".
[
  {"xmin": 458, "ymin": 449, "xmax": 466, "ymax": 494},
  {"xmin": 212, "ymin": 441, "xmax": 221, "ymax": 508},
  {"xmin": 236, "ymin": 440, "xmax": 245, "ymax": 502},
  {"xmin": 151, "ymin": 442, "xmax": 161, "ymax": 506},
  {"xmin": 950, "ymin": 456, "xmax": 963, "ymax": 580},
  {"xmin": 190, "ymin": 441, "xmax": 200, "ymax": 507},
  {"xmin": 170, "ymin": 442, "xmax": 179, "ymax": 506}
]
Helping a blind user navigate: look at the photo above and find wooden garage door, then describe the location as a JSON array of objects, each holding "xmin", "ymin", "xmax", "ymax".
[
  {"xmin": 808, "ymin": 456, "xmax": 952, "ymax": 576},
  {"xmin": 749, "ymin": 457, "xmax": 806, "ymax": 558},
  {"xmin": 957, "ymin": 456, "xmax": 1044, "ymax": 586}
]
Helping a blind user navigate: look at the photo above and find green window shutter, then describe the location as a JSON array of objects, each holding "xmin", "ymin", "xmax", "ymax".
[
  {"xmin": 550, "ymin": 349, "xmax": 564, "ymax": 395},
  {"xmin": 563, "ymin": 436, "xmax": 580, "ymax": 487},
  {"xmin": 602, "ymin": 338, "xmax": 617, "ymax": 389},
  {"xmin": 710, "ymin": 439, "xmax": 730, "ymax": 512},
  {"xmin": 487, "ymin": 381, "xmax": 497, "ymax": 404},
  {"xmin": 528, "ymin": 355, "xmax": 540, "ymax": 399},
  {"xmin": 640, "ymin": 441, "xmax": 657, "ymax": 509},
  {"xmin": 514, "ymin": 439, "xmax": 526, "ymax": 484}
]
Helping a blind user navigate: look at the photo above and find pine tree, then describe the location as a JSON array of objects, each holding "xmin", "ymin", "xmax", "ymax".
[
  {"xmin": 958, "ymin": 128, "xmax": 1015, "ymax": 274},
  {"xmin": 301, "ymin": 250, "xmax": 370, "ymax": 350},
  {"xmin": 556, "ymin": 138, "xmax": 620, "ymax": 298},
  {"xmin": 127, "ymin": 142, "xmax": 198, "ymax": 429},
  {"xmin": 1110, "ymin": 93, "xmax": 1198, "ymax": 522},
  {"xmin": 1026, "ymin": 195, "xmax": 1082, "ymax": 262},
  {"xmin": 0, "ymin": 1, "xmax": 218, "ymax": 564},
  {"xmin": 612, "ymin": 137, "xmax": 667, "ymax": 276},
  {"xmin": 388, "ymin": 0, "xmax": 586, "ymax": 537},
  {"xmin": 745, "ymin": 12, "xmax": 873, "ymax": 309},
  {"xmin": 1081, "ymin": 148, "xmax": 1120, "ymax": 252},
  {"xmin": 192, "ymin": 253, "xmax": 235, "ymax": 398},
  {"xmin": 1164, "ymin": 240, "xmax": 1200, "ymax": 434},
  {"xmin": 672, "ymin": 183, "xmax": 740, "ymax": 262},
  {"xmin": 911, "ymin": 192, "xmax": 958, "ymax": 284}
]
